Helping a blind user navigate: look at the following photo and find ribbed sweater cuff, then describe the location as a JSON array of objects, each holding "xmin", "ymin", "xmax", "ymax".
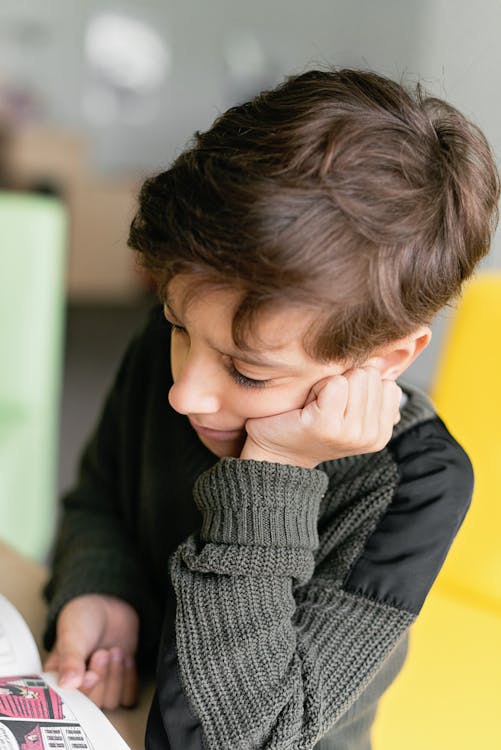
[{"xmin": 193, "ymin": 456, "xmax": 329, "ymax": 549}]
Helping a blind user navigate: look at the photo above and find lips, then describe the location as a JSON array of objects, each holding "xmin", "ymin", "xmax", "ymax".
[
  {"xmin": 189, "ymin": 418, "xmax": 241, "ymax": 432},
  {"xmin": 189, "ymin": 418, "xmax": 243, "ymax": 440}
]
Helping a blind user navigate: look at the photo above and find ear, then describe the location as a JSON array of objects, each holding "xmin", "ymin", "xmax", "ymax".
[{"xmin": 364, "ymin": 326, "xmax": 432, "ymax": 380}]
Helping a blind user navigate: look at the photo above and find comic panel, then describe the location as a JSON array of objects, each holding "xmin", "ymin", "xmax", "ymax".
[
  {"xmin": 0, "ymin": 676, "xmax": 75, "ymax": 722},
  {"xmin": 0, "ymin": 719, "xmax": 94, "ymax": 749}
]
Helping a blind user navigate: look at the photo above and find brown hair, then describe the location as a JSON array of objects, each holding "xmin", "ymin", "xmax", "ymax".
[{"xmin": 128, "ymin": 66, "xmax": 500, "ymax": 365}]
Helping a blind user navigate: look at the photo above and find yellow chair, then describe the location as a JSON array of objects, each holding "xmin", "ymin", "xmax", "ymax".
[{"xmin": 372, "ymin": 271, "xmax": 501, "ymax": 749}]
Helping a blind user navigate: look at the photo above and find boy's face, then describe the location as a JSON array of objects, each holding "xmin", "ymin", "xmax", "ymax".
[{"xmin": 165, "ymin": 275, "xmax": 356, "ymax": 458}]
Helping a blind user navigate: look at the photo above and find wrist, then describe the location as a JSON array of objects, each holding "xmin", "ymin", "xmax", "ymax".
[{"xmin": 240, "ymin": 442, "xmax": 309, "ymax": 468}]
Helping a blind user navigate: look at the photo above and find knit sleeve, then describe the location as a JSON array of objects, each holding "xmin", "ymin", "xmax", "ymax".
[
  {"xmin": 42, "ymin": 312, "xmax": 161, "ymax": 660},
  {"xmin": 150, "ymin": 417, "xmax": 473, "ymax": 749}
]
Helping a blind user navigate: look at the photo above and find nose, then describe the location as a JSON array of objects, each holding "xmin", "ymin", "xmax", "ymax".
[{"xmin": 168, "ymin": 358, "xmax": 222, "ymax": 415}]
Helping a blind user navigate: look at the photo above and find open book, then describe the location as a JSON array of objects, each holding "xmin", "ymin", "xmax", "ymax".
[{"xmin": 0, "ymin": 593, "xmax": 130, "ymax": 750}]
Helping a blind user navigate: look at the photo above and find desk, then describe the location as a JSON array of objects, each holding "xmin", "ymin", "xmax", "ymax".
[{"xmin": 0, "ymin": 540, "xmax": 153, "ymax": 750}]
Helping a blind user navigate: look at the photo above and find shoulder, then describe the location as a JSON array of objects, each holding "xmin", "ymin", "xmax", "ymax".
[
  {"xmin": 391, "ymin": 378, "xmax": 474, "ymax": 499},
  {"xmin": 389, "ymin": 413, "xmax": 474, "ymax": 503},
  {"xmin": 341, "ymin": 382, "xmax": 473, "ymax": 615}
]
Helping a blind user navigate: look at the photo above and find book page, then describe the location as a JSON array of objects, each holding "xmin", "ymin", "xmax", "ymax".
[
  {"xmin": 0, "ymin": 596, "xmax": 41, "ymax": 677},
  {"xmin": 0, "ymin": 596, "xmax": 130, "ymax": 749},
  {"xmin": 0, "ymin": 672, "xmax": 130, "ymax": 749}
]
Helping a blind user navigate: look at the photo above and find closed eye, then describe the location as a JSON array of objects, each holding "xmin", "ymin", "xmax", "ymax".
[{"xmin": 166, "ymin": 320, "xmax": 271, "ymax": 389}]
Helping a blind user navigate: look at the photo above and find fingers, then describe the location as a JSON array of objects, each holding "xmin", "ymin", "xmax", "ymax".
[
  {"xmin": 83, "ymin": 649, "xmax": 109, "ymax": 706},
  {"xmin": 302, "ymin": 374, "xmax": 348, "ymax": 425},
  {"xmin": 381, "ymin": 378, "xmax": 403, "ymax": 431},
  {"xmin": 54, "ymin": 643, "xmax": 88, "ymax": 690},
  {"xmin": 105, "ymin": 648, "xmax": 125, "ymax": 709},
  {"xmin": 329, "ymin": 367, "xmax": 402, "ymax": 451},
  {"xmin": 365, "ymin": 369, "xmax": 385, "ymax": 432},
  {"xmin": 121, "ymin": 654, "xmax": 139, "ymax": 708},
  {"xmin": 53, "ymin": 599, "xmax": 105, "ymax": 690},
  {"xmin": 43, "ymin": 651, "xmax": 59, "ymax": 673},
  {"xmin": 79, "ymin": 648, "xmax": 138, "ymax": 710},
  {"xmin": 343, "ymin": 368, "xmax": 378, "ymax": 429}
]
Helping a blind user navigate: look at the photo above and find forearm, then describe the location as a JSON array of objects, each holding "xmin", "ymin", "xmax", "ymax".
[{"xmin": 164, "ymin": 457, "xmax": 331, "ymax": 747}]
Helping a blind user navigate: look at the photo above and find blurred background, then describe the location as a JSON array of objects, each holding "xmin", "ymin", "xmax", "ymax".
[{"xmin": 0, "ymin": 0, "xmax": 499, "ymax": 495}]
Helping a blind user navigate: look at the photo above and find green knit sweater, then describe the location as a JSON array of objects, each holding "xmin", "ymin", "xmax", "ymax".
[{"xmin": 43, "ymin": 305, "xmax": 473, "ymax": 749}]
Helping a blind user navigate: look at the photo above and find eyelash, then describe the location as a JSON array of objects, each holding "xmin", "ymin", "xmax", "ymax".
[{"xmin": 167, "ymin": 321, "xmax": 270, "ymax": 389}]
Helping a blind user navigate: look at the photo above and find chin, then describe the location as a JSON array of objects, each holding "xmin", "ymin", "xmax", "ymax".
[{"xmin": 199, "ymin": 432, "xmax": 245, "ymax": 459}]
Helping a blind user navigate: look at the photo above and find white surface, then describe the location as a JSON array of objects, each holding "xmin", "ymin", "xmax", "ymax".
[
  {"xmin": 0, "ymin": 594, "xmax": 42, "ymax": 677},
  {"xmin": 43, "ymin": 672, "xmax": 131, "ymax": 750}
]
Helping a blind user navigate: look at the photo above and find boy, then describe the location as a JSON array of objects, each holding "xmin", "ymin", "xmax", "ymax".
[{"xmin": 42, "ymin": 67, "xmax": 499, "ymax": 749}]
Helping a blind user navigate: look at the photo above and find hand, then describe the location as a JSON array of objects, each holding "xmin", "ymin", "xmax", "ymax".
[
  {"xmin": 43, "ymin": 594, "xmax": 139, "ymax": 709},
  {"xmin": 240, "ymin": 367, "xmax": 403, "ymax": 468}
]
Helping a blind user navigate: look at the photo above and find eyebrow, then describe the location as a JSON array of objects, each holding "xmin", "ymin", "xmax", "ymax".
[{"xmin": 163, "ymin": 299, "xmax": 297, "ymax": 370}]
